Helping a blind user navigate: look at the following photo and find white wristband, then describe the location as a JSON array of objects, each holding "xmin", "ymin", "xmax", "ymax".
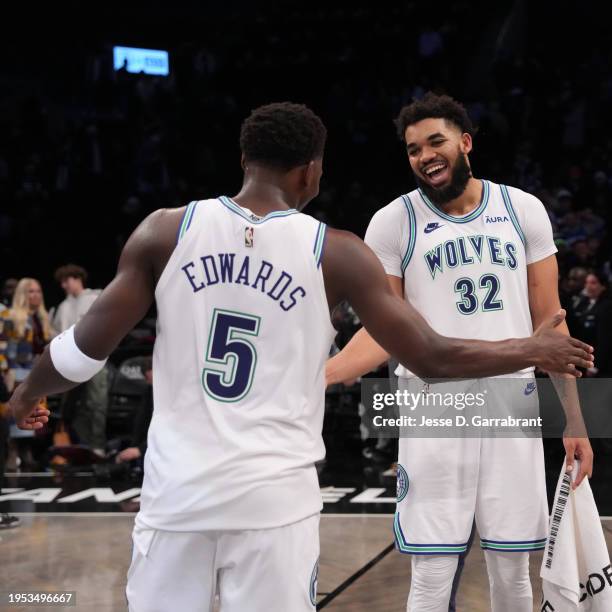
[{"xmin": 50, "ymin": 325, "xmax": 107, "ymax": 383}]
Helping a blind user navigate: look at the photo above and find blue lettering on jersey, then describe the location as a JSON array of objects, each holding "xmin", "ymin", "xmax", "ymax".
[
  {"xmin": 268, "ymin": 271, "xmax": 293, "ymax": 300},
  {"xmin": 218, "ymin": 253, "xmax": 235, "ymax": 282},
  {"xmin": 252, "ymin": 260, "xmax": 273, "ymax": 292},
  {"xmin": 424, "ymin": 245, "xmax": 444, "ymax": 279},
  {"xmin": 181, "ymin": 253, "xmax": 306, "ymax": 311},
  {"xmin": 235, "ymin": 256, "xmax": 251, "ymax": 285},
  {"xmin": 444, "ymin": 240, "xmax": 459, "ymax": 268},
  {"xmin": 182, "ymin": 261, "xmax": 205, "ymax": 292},
  {"xmin": 487, "ymin": 237, "xmax": 504, "ymax": 265},
  {"xmin": 457, "ymin": 237, "xmax": 474, "ymax": 265},
  {"xmin": 504, "ymin": 243, "xmax": 518, "ymax": 270},
  {"xmin": 424, "ymin": 236, "xmax": 519, "ymax": 279},
  {"xmin": 280, "ymin": 286, "xmax": 307, "ymax": 311},
  {"xmin": 485, "ymin": 215, "xmax": 509, "ymax": 223},
  {"xmin": 468, "ymin": 235, "xmax": 484, "ymax": 261},
  {"xmin": 201, "ymin": 255, "xmax": 220, "ymax": 285}
]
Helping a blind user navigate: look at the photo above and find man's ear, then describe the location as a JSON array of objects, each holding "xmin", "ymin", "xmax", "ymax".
[
  {"xmin": 240, "ymin": 153, "xmax": 247, "ymax": 170},
  {"xmin": 303, "ymin": 160, "xmax": 316, "ymax": 188},
  {"xmin": 461, "ymin": 133, "xmax": 473, "ymax": 155}
]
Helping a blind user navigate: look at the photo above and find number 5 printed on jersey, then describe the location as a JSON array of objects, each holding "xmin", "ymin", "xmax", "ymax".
[{"xmin": 202, "ymin": 309, "xmax": 261, "ymax": 402}]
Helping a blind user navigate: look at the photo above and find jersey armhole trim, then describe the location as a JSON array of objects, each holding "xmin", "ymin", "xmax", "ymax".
[
  {"xmin": 313, "ymin": 222, "xmax": 327, "ymax": 268},
  {"xmin": 500, "ymin": 185, "xmax": 526, "ymax": 247},
  {"xmin": 177, "ymin": 201, "xmax": 199, "ymax": 243},
  {"xmin": 401, "ymin": 195, "xmax": 417, "ymax": 274}
]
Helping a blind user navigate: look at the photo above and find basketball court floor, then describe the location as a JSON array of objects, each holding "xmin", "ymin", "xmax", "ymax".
[{"xmin": 2, "ymin": 444, "xmax": 611, "ymax": 611}]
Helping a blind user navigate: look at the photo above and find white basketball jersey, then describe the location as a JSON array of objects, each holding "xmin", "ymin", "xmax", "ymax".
[
  {"xmin": 137, "ymin": 197, "xmax": 335, "ymax": 531},
  {"xmin": 365, "ymin": 180, "xmax": 557, "ymax": 378}
]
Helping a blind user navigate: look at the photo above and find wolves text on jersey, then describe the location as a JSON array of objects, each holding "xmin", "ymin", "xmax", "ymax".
[
  {"xmin": 181, "ymin": 253, "xmax": 307, "ymax": 312},
  {"xmin": 424, "ymin": 235, "xmax": 518, "ymax": 280}
]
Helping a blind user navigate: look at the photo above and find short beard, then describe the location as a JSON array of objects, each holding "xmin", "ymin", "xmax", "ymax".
[{"xmin": 415, "ymin": 153, "xmax": 472, "ymax": 207}]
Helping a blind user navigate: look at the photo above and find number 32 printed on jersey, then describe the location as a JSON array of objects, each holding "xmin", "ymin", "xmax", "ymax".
[
  {"xmin": 202, "ymin": 308, "xmax": 261, "ymax": 402},
  {"xmin": 454, "ymin": 274, "xmax": 503, "ymax": 315}
]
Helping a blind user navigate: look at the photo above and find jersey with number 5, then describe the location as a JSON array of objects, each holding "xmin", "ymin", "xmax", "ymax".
[
  {"xmin": 364, "ymin": 180, "xmax": 557, "ymax": 378},
  {"xmin": 138, "ymin": 197, "xmax": 335, "ymax": 531}
]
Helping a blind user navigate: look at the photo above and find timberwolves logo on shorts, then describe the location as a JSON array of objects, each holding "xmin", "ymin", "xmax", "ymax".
[
  {"xmin": 397, "ymin": 464, "xmax": 409, "ymax": 502},
  {"xmin": 309, "ymin": 558, "xmax": 319, "ymax": 606}
]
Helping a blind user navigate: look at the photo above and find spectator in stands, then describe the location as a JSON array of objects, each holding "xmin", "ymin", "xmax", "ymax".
[
  {"xmin": 0, "ymin": 278, "xmax": 53, "ymax": 469},
  {"xmin": 1, "ymin": 278, "xmax": 17, "ymax": 308},
  {"xmin": 116, "ymin": 358, "xmax": 153, "ymax": 467},
  {"xmin": 0, "ymin": 277, "xmax": 53, "ymax": 383},
  {"xmin": 52, "ymin": 264, "xmax": 101, "ymax": 331},
  {"xmin": 559, "ymin": 212, "xmax": 587, "ymax": 244},
  {"xmin": 52, "ymin": 264, "xmax": 108, "ymax": 456},
  {"xmin": 563, "ymin": 266, "xmax": 589, "ymax": 300},
  {"xmin": 559, "ymin": 266, "xmax": 588, "ymax": 335},
  {"xmin": 573, "ymin": 271, "xmax": 612, "ymax": 378},
  {"xmin": 568, "ymin": 239, "xmax": 599, "ymax": 270},
  {"xmin": 581, "ymin": 208, "xmax": 606, "ymax": 238},
  {"xmin": 575, "ymin": 271, "xmax": 612, "ymax": 456}
]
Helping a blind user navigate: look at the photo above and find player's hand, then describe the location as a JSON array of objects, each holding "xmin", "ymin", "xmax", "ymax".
[
  {"xmin": 116, "ymin": 447, "xmax": 142, "ymax": 463},
  {"xmin": 325, "ymin": 360, "xmax": 341, "ymax": 388},
  {"xmin": 532, "ymin": 310, "xmax": 594, "ymax": 376},
  {"xmin": 563, "ymin": 434, "xmax": 593, "ymax": 489},
  {"xmin": 7, "ymin": 385, "xmax": 49, "ymax": 430},
  {"xmin": 325, "ymin": 368, "xmax": 334, "ymax": 388}
]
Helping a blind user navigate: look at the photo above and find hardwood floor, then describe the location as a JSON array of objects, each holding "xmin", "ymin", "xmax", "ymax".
[{"xmin": 1, "ymin": 514, "xmax": 610, "ymax": 611}]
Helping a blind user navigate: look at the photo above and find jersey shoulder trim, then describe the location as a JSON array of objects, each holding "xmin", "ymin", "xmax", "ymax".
[
  {"xmin": 313, "ymin": 222, "xmax": 328, "ymax": 268},
  {"xmin": 416, "ymin": 179, "xmax": 490, "ymax": 224},
  {"xmin": 218, "ymin": 196, "xmax": 299, "ymax": 224},
  {"xmin": 499, "ymin": 184, "xmax": 526, "ymax": 246},
  {"xmin": 401, "ymin": 194, "xmax": 417, "ymax": 273},
  {"xmin": 177, "ymin": 200, "xmax": 199, "ymax": 243}
]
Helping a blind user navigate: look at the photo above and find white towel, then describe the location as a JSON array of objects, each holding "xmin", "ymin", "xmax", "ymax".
[{"xmin": 540, "ymin": 461, "xmax": 612, "ymax": 611}]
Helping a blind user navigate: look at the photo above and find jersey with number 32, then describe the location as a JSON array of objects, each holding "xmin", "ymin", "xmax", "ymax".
[
  {"xmin": 365, "ymin": 180, "xmax": 557, "ymax": 378},
  {"xmin": 137, "ymin": 197, "xmax": 335, "ymax": 531}
]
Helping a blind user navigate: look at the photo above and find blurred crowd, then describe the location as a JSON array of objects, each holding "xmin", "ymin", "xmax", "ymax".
[
  {"xmin": 0, "ymin": 268, "xmax": 153, "ymax": 525},
  {"xmin": 1, "ymin": 4, "xmax": 611, "ymax": 285},
  {"xmin": 1, "ymin": 3, "xmax": 611, "ymax": 515}
]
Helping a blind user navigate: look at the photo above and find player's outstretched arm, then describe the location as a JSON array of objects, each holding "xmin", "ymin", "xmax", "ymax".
[
  {"xmin": 326, "ymin": 327, "xmax": 390, "ymax": 386},
  {"xmin": 9, "ymin": 208, "xmax": 182, "ymax": 429},
  {"xmin": 326, "ymin": 273, "xmax": 403, "ymax": 386},
  {"xmin": 322, "ymin": 229, "xmax": 594, "ymax": 380},
  {"xmin": 528, "ymin": 254, "xmax": 593, "ymax": 488}
]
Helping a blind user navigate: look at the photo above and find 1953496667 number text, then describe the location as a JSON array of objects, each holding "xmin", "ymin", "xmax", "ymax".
[{"xmin": 3, "ymin": 592, "xmax": 76, "ymax": 607}]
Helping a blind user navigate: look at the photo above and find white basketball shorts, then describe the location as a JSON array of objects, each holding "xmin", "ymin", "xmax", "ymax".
[
  {"xmin": 394, "ymin": 375, "xmax": 548, "ymax": 555},
  {"xmin": 126, "ymin": 513, "xmax": 320, "ymax": 612}
]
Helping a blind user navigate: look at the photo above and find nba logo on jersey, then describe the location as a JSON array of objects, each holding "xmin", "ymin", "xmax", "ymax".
[{"xmin": 245, "ymin": 226, "xmax": 254, "ymax": 247}]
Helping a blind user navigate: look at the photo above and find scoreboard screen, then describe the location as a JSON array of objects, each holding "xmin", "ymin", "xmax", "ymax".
[{"xmin": 113, "ymin": 46, "xmax": 169, "ymax": 76}]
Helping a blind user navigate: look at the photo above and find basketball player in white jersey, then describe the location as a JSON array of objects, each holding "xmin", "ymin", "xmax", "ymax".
[
  {"xmin": 9, "ymin": 102, "xmax": 593, "ymax": 612},
  {"xmin": 326, "ymin": 93, "xmax": 595, "ymax": 612}
]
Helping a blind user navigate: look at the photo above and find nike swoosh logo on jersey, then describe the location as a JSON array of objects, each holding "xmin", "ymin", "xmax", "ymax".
[
  {"xmin": 524, "ymin": 382, "xmax": 536, "ymax": 395},
  {"xmin": 424, "ymin": 222, "xmax": 443, "ymax": 234}
]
